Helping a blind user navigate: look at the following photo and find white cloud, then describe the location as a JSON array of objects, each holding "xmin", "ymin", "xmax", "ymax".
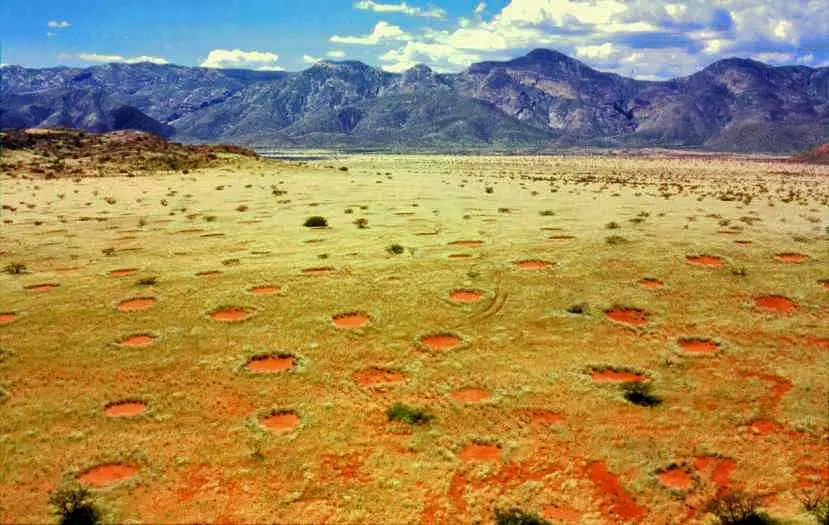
[
  {"xmin": 71, "ymin": 52, "xmax": 170, "ymax": 65},
  {"xmin": 303, "ymin": 54, "xmax": 321, "ymax": 64},
  {"xmin": 327, "ymin": 49, "xmax": 347, "ymax": 58},
  {"xmin": 200, "ymin": 48, "xmax": 281, "ymax": 70},
  {"xmin": 354, "ymin": 1, "xmax": 446, "ymax": 19},
  {"xmin": 474, "ymin": 2, "xmax": 487, "ymax": 16},
  {"xmin": 47, "ymin": 20, "xmax": 71, "ymax": 29},
  {"xmin": 330, "ymin": 21, "xmax": 410, "ymax": 45},
  {"xmin": 380, "ymin": 41, "xmax": 480, "ymax": 72}
]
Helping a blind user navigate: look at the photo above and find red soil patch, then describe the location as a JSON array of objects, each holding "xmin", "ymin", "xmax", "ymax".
[
  {"xmin": 686, "ymin": 255, "xmax": 723, "ymax": 267},
  {"xmin": 249, "ymin": 285, "xmax": 281, "ymax": 295},
  {"xmin": 591, "ymin": 369, "xmax": 646, "ymax": 383},
  {"xmin": 109, "ymin": 268, "xmax": 138, "ymax": 277},
  {"xmin": 755, "ymin": 295, "xmax": 798, "ymax": 313},
  {"xmin": 540, "ymin": 505, "xmax": 580, "ymax": 524},
  {"xmin": 104, "ymin": 401, "xmax": 147, "ymax": 417},
  {"xmin": 775, "ymin": 253, "xmax": 809, "ymax": 263},
  {"xmin": 588, "ymin": 461, "xmax": 647, "ymax": 522},
  {"xmin": 262, "ymin": 411, "xmax": 299, "ymax": 432},
  {"xmin": 78, "ymin": 464, "xmax": 138, "ymax": 488},
  {"xmin": 210, "ymin": 307, "xmax": 252, "ymax": 321},
  {"xmin": 117, "ymin": 297, "xmax": 155, "ymax": 312},
  {"xmin": 819, "ymin": 279, "xmax": 829, "ymax": 289},
  {"xmin": 748, "ymin": 419, "xmax": 782, "ymax": 435},
  {"xmin": 449, "ymin": 240, "xmax": 483, "ymax": 247},
  {"xmin": 606, "ymin": 308, "xmax": 647, "ymax": 326},
  {"xmin": 196, "ymin": 270, "xmax": 222, "ymax": 278},
  {"xmin": 332, "ymin": 312, "xmax": 370, "ymax": 328},
  {"xmin": 657, "ymin": 467, "xmax": 693, "ymax": 490},
  {"xmin": 247, "ymin": 355, "xmax": 295, "ymax": 373},
  {"xmin": 0, "ymin": 312, "xmax": 16, "ymax": 324},
  {"xmin": 678, "ymin": 338, "xmax": 719, "ymax": 354},
  {"xmin": 450, "ymin": 388, "xmax": 491, "ymax": 403},
  {"xmin": 638, "ymin": 278, "xmax": 664, "ymax": 289},
  {"xmin": 694, "ymin": 456, "xmax": 736, "ymax": 490},
  {"xmin": 458, "ymin": 443, "xmax": 500, "ymax": 463},
  {"xmin": 804, "ymin": 336, "xmax": 829, "ymax": 348},
  {"xmin": 449, "ymin": 289, "xmax": 482, "ymax": 302},
  {"xmin": 420, "ymin": 334, "xmax": 462, "ymax": 350},
  {"xmin": 24, "ymin": 283, "xmax": 58, "ymax": 292},
  {"xmin": 515, "ymin": 259, "xmax": 551, "ymax": 269},
  {"xmin": 522, "ymin": 409, "xmax": 564, "ymax": 424},
  {"xmin": 303, "ymin": 267, "xmax": 336, "ymax": 275},
  {"xmin": 448, "ymin": 253, "xmax": 473, "ymax": 259},
  {"xmin": 118, "ymin": 334, "xmax": 156, "ymax": 347},
  {"xmin": 352, "ymin": 367, "xmax": 405, "ymax": 387}
]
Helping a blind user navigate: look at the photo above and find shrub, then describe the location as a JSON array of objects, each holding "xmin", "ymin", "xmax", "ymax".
[
  {"xmin": 622, "ymin": 382, "xmax": 662, "ymax": 407},
  {"xmin": 386, "ymin": 402, "xmax": 433, "ymax": 425},
  {"xmin": 354, "ymin": 218, "xmax": 368, "ymax": 229},
  {"xmin": 49, "ymin": 484, "xmax": 102, "ymax": 525},
  {"xmin": 566, "ymin": 303, "xmax": 589, "ymax": 315},
  {"xmin": 386, "ymin": 244, "xmax": 405, "ymax": 255},
  {"xmin": 801, "ymin": 492, "xmax": 829, "ymax": 525},
  {"xmin": 3, "ymin": 262, "xmax": 28, "ymax": 275},
  {"xmin": 539, "ymin": 210, "xmax": 555, "ymax": 216},
  {"xmin": 136, "ymin": 276, "xmax": 158, "ymax": 286},
  {"xmin": 605, "ymin": 235, "xmax": 628, "ymax": 245},
  {"xmin": 304, "ymin": 216, "xmax": 328, "ymax": 228},
  {"xmin": 704, "ymin": 491, "xmax": 775, "ymax": 524},
  {"xmin": 494, "ymin": 508, "xmax": 551, "ymax": 525},
  {"xmin": 485, "ymin": 186, "xmax": 494, "ymax": 194},
  {"xmin": 606, "ymin": 221, "xmax": 620, "ymax": 229}
]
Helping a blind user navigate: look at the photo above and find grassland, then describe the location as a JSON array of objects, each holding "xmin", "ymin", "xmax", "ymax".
[{"xmin": 0, "ymin": 152, "xmax": 827, "ymax": 524}]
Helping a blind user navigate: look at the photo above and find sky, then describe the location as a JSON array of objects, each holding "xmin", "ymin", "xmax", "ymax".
[{"xmin": 0, "ymin": 0, "xmax": 826, "ymax": 80}]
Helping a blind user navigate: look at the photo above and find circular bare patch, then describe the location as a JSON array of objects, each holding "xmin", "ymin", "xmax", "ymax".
[
  {"xmin": 450, "ymin": 388, "xmax": 491, "ymax": 403},
  {"xmin": 109, "ymin": 268, "xmax": 138, "ymax": 277},
  {"xmin": 638, "ymin": 278, "xmax": 664, "ymax": 289},
  {"xmin": 419, "ymin": 333, "xmax": 462, "ymax": 351},
  {"xmin": 196, "ymin": 270, "xmax": 222, "ymax": 278},
  {"xmin": 449, "ymin": 289, "xmax": 482, "ymax": 303},
  {"xmin": 686, "ymin": 255, "xmax": 723, "ymax": 267},
  {"xmin": 775, "ymin": 253, "xmax": 808, "ymax": 263},
  {"xmin": 606, "ymin": 308, "xmax": 648, "ymax": 326},
  {"xmin": 117, "ymin": 297, "xmax": 156, "ymax": 312},
  {"xmin": 352, "ymin": 367, "xmax": 405, "ymax": 387},
  {"xmin": 332, "ymin": 312, "xmax": 370, "ymax": 328},
  {"xmin": 303, "ymin": 267, "xmax": 336, "ymax": 275},
  {"xmin": 262, "ymin": 410, "xmax": 299, "ymax": 432},
  {"xmin": 515, "ymin": 259, "xmax": 551, "ymax": 270},
  {"xmin": 678, "ymin": 338, "xmax": 719, "ymax": 355},
  {"xmin": 104, "ymin": 401, "xmax": 147, "ymax": 417},
  {"xmin": 249, "ymin": 285, "xmax": 281, "ymax": 295},
  {"xmin": 459, "ymin": 443, "xmax": 500, "ymax": 463},
  {"xmin": 78, "ymin": 464, "xmax": 138, "ymax": 488},
  {"xmin": 247, "ymin": 355, "xmax": 295, "ymax": 373},
  {"xmin": 590, "ymin": 368, "xmax": 646, "ymax": 383},
  {"xmin": 117, "ymin": 334, "xmax": 157, "ymax": 347},
  {"xmin": 24, "ymin": 283, "xmax": 59, "ymax": 292},
  {"xmin": 209, "ymin": 307, "xmax": 253, "ymax": 322},
  {"xmin": 755, "ymin": 295, "xmax": 798, "ymax": 313},
  {"xmin": 0, "ymin": 312, "xmax": 17, "ymax": 325},
  {"xmin": 657, "ymin": 467, "xmax": 693, "ymax": 491},
  {"xmin": 449, "ymin": 240, "xmax": 483, "ymax": 247}
]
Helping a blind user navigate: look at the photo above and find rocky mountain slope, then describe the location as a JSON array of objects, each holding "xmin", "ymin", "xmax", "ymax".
[{"xmin": 1, "ymin": 49, "xmax": 827, "ymax": 152}]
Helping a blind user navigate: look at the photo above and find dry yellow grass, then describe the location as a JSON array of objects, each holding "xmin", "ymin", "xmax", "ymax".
[{"xmin": 0, "ymin": 153, "xmax": 827, "ymax": 524}]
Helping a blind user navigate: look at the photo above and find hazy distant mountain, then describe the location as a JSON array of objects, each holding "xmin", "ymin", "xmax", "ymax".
[{"xmin": 2, "ymin": 49, "xmax": 827, "ymax": 152}]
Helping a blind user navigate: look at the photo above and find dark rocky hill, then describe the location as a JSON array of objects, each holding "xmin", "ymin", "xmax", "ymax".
[{"xmin": 1, "ymin": 49, "xmax": 827, "ymax": 152}]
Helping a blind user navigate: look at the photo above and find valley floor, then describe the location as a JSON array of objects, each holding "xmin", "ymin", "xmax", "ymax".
[{"xmin": 0, "ymin": 154, "xmax": 827, "ymax": 524}]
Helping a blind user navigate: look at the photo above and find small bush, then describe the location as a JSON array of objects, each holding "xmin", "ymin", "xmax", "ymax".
[
  {"xmin": 801, "ymin": 492, "xmax": 829, "ymax": 524},
  {"xmin": 386, "ymin": 402, "xmax": 433, "ymax": 425},
  {"xmin": 136, "ymin": 276, "xmax": 158, "ymax": 286},
  {"xmin": 566, "ymin": 303, "xmax": 589, "ymax": 315},
  {"xmin": 354, "ymin": 218, "xmax": 368, "ymax": 229},
  {"xmin": 386, "ymin": 244, "xmax": 405, "ymax": 255},
  {"xmin": 494, "ymin": 508, "xmax": 551, "ymax": 525},
  {"xmin": 622, "ymin": 382, "xmax": 662, "ymax": 407},
  {"xmin": 731, "ymin": 266, "xmax": 748, "ymax": 277},
  {"xmin": 704, "ymin": 491, "xmax": 775, "ymax": 525},
  {"xmin": 605, "ymin": 235, "xmax": 628, "ymax": 245},
  {"xmin": 344, "ymin": 208, "xmax": 354, "ymax": 214},
  {"xmin": 485, "ymin": 186, "xmax": 494, "ymax": 194},
  {"xmin": 49, "ymin": 484, "xmax": 102, "ymax": 525},
  {"xmin": 339, "ymin": 166, "xmax": 348, "ymax": 172},
  {"xmin": 3, "ymin": 262, "xmax": 28, "ymax": 275},
  {"xmin": 304, "ymin": 216, "xmax": 328, "ymax": 228},
  {"xmin": 606, "ymin": 221, "xmax": 620, "ymax": 229},
  {"xmin": 539, "ymin": 210, "xmax": 555, "ymax": 216}
]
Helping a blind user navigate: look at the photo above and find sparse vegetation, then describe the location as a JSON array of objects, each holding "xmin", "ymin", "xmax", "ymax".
[
  {"xmin": 801, "ymin": 492, "xmax": 829, "ymax": 525},
  {"xmin": 704, "ymin": 491, "xmax": 776, "ymax": 525},
  {"xmin": 304, "ymin": 216, "xmax": 328, "ymax": 228},
  {"xmin": 4, "ymin": 262, "xmax": 28, "ymax": 275},
  {"xmin": 49, "ymin": 484, "xmax": 102, "ymax": 525}
]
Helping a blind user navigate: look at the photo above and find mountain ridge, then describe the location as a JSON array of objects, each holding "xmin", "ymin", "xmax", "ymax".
[{"xmin": 2, "ymin": 49, "xmax": 827, "ymax": 152}]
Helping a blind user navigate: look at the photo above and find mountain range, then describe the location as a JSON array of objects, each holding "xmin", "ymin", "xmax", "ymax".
[{"xmin": 1, "ymin": 49, "xmax": 827, "ymax": 153}]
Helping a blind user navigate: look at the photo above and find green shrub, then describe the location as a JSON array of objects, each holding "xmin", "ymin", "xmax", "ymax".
[
  {"xmin": 49, "ymin": 484, "xmax": 102, "ymax": 525},
  {"xmin": 386, "ymin": 402, "xmax": 433, "ymax": 425},
  {"xmin": 704, "ymin": 491, "xmax": 777, "ymax": 524},
  {"xmin": 605, "ymin": 235, "xmax": 628, "ymax": 245},
  {"xmin": 622, "ymin": 382, "xmax": 662, "ymax": 407},
  {"xmin": 494, "ymin": 508, "xmax": 551, "ymax": 525},
  {"xmin": 304, "ymin": 216, "xmax": 328, "ymax": 228},
  {"xmin": 354, "ymin": 218, "xmax": 368, "ymax": 229},
  {"xmin": 386, "ymin": 244, "xmax": 405, "ymax": 255}
]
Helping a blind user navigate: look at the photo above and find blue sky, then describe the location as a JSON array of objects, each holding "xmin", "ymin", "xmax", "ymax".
[{"xmin": 1, "ymin": 0, "xmax": 826, "ymax": 79}]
